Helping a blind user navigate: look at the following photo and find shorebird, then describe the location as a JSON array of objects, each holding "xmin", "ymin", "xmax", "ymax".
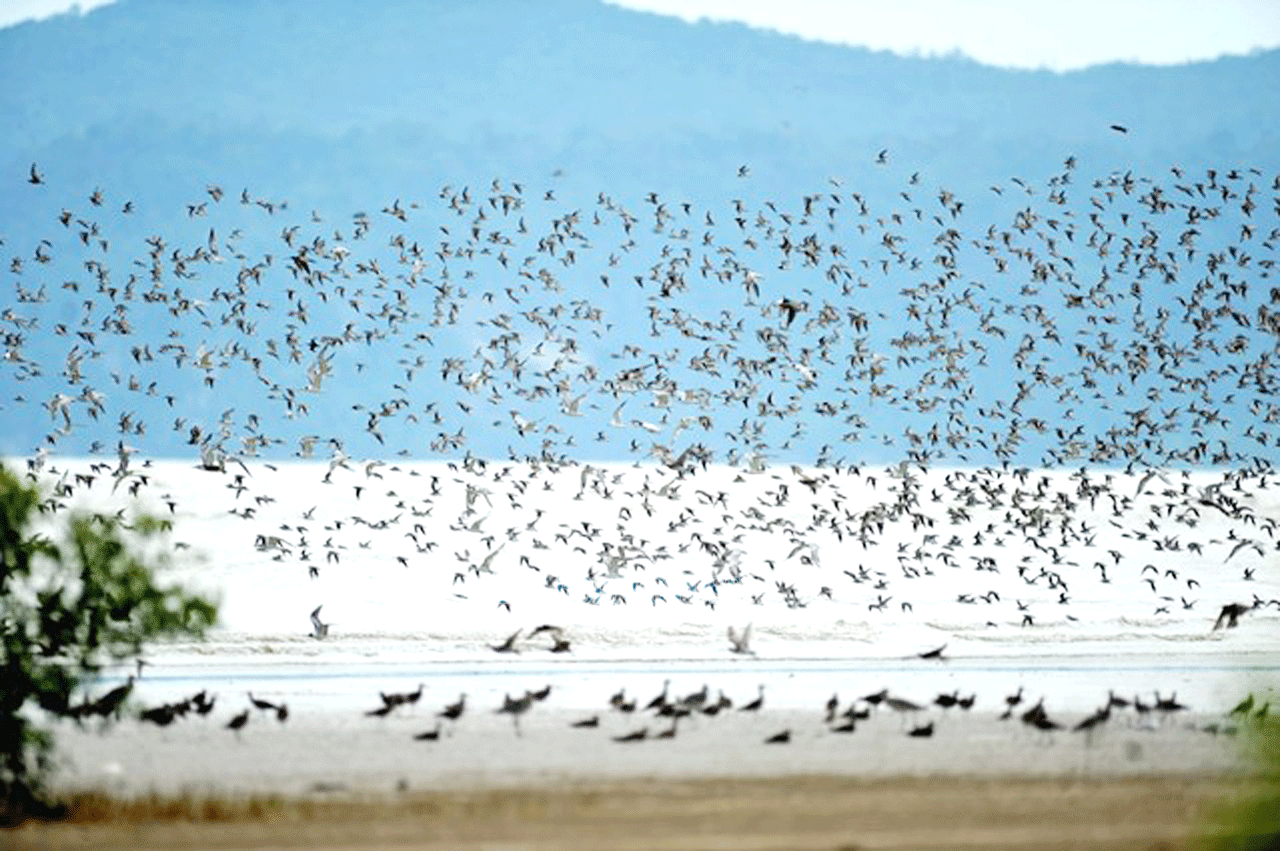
[
  {"xmin": 1229, "ymin": 694, "xmax": 1254, "ymax": 716},
  {"xmin": 194, "ymin": 692, "xmax": 216, "ymax": 717},
  {"xmin": 309, "ymin": 605, "xmax": 330, "ymax": 639},
  {"xmin": 413, "ymin": 723, "xmax": 442, "ymax": 741},
  {"xmin": 226, "ymin": 709, "xmax": 249, "ymax": 734},
  {"xmin": 740, "ymin": 685, "xmax": 764, "ymax": 712},
  {"xmin": 248, "ymin": 692, "xmax": 277, "ymax": 713},
  {"xmin": 491, "ymin": 629, "xmax": 521, "ymax": 653},
  {"xmin": 727, "ymin": 622, "xmax": 755, "ymax": 655},
  {"xmin": 1073, "ymin": 705, "xmax": 1110, "ymax": 734},
  {"xmin": 883, "ymin": 695, "xmax": 923, "ymax": 714},
  {"xmin": 917, "ymin": 643, "xmax": 948, "ymax": 660},
  {"xmin": 497, "ymin": 691, "xmax": 535, "ymax": 735},
  {"xmin": 90, "ymin": 675, "xmax": 135, "ymax": 719},
  {"xmin": 439, "ymin": 693, "xmax": 466, "ymax": 721},
  {"xmin": 613, "ymin": 727, "xmax": 647, "ymax": 742},
  {"xmin": 1154, "ymin": 692, "xmax": 1187, "ymax": 715},
  {"xmin": 908, "ymin": 721, "xmax": 934, "ymax": 737},
  {"xmin": 645, "ymin": 680, "xmax": 671, "ymax": 712},
  {"xmin": 139, "ymin": 704, "xmax": 176, "ymax": 726},
  {"xmin": 1000, "ymin": 687, "xmax": 1024, "ymax": 719},
  {"xmin": 1212, "ymin": 602, "xmax": 1254, "ymax": 630},
  {"xmin": 680, "ymin": 684, "xmax": 709, "ymax": 709},
  {"xmin": 571, "ymin": 715, "xmax": 600, "ymax": 728},
  {"xmin": 764, "ymin": 729, "xmax": 791, "ymax": 744}
]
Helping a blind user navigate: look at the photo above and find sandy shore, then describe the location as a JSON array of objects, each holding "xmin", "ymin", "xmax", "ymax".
[
  {"xmin": 12, "ymin": 695, "xmax": 1266, "ymax": 850},
  {"xmin": 44, "ymin": 705, "xmax": 1250, "ymax": 798},
  {"xmin": 14, "ymin": 774, "xmax": 1262, "ymax": 851}
]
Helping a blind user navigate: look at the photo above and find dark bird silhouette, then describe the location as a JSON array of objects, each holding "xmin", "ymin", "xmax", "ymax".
[
  {"xmin": 439, "ymin": 693, "xmax": 466, "ymax": 721},
  {"xmin": 226, "ymin": 709, "xmax": 249, "ymax": 734},
  {"xmin": 1213, "ymin": 602, "xmax": 1254, "ymax": 630},
  {"xmin": 413, "ymin": 724, "xmax": 442, "ymax": 741},
  {"xmin": 90, "ymin": 675, "xmax": 135, "ymax": 719},
  {"xmin": 1073, "ymin": 705, "xmax": 1110, "ymax": 734},
  {"xmin": 740, "ymin": 684, "xmax": 764, "ymax": 712},
  {"xmin": 908, "ymin": 721, "xmax": 934, "ymax": 737},
  {"xmin": 571, "ymin": 715, "xmax": 600, "ymax": 728},
  {"xmin": 491, "ymin": 628, "xmax": 521, "ymax": 653},
  {"xmin": 764, "ymin": 729, "xmax": 791, "ymax": 744},
  {"xmin": 645, "ymin": 680, "xmax": 671, "ymax": 712},
  {"xmin": 139, "ymin": 704, "xmax": 176, "ymax": 726},
  {"xmin": 1229, "ymin": 694, "xmax": 1254, "ymax": 716},
  {"xmin": 248, "ymin": 692, "xmax": 277, "ymax": 712},
  {"xmin": 918, "ymin": 643, "xmax": 947, "ymax": 660}
]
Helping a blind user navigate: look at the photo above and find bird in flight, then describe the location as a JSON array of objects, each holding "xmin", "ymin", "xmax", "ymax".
[
  {"xmin": 310, "ymin": 605, "xmax": 330, "ymax": 639},
  {"xmin": 1212, "ymin": 602, "xmax": 1254, "ymax": 631},
  {"xmin": 727, "ymin": 623, "xmax": 755, "ymax": 655}
]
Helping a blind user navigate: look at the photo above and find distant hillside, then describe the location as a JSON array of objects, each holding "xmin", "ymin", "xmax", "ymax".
[{"xmin": 1, "ymin": 0, "xmax": 1277, "ymax": 224}]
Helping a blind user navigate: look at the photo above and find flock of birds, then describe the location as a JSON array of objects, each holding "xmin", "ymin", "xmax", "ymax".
[
  {"xmin": 81, "ymin": 670, "xmax": 1273, "ymax": 754},
  {"xmin": 7, "ymin": 153, "xmax": 1280, "ymax": 474},
  {"xmin": 6, "ymin": 155, "xmax": 1280, "ymax": 761}
]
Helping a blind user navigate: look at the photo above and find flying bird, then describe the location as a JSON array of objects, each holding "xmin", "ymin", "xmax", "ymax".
[
  {"xmin": 310, "ymin": 605, "xmax": 330, "ymax": 639},
  {"xmin": 727, "ymin": 622, "xmax": 755, "ymax": 655}
]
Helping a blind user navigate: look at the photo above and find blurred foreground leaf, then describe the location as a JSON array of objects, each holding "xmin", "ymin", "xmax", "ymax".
[{"xmin": 0, "ymin": 464, "xmax": 218, "ymax": 824}]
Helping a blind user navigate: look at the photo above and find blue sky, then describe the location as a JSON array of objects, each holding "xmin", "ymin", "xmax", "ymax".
[{"xmin": 6, "ymin": 0, "xmax": 1280, "ymax": 70}]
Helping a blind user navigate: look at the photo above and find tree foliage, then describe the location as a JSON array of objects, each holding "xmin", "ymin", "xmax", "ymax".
[{"xmin": 0, "ymin": 464, "xmax": 217, "ymax": 822}]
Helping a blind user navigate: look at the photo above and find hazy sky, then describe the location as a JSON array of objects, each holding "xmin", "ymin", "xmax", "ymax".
[
  {"xmin": 4, "ymin": 0, "xmax": 1280, "ymax": 71},
  {"xmin": 611, "ymin": 0, "xmax": 1280, "ymax": 71}
]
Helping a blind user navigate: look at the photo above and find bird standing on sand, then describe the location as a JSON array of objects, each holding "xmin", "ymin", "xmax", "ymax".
[
  {"xmin": 918, "ymin": 643, "xmax": 947, "ymax": 660},
  {"xmin": 226, "ymin": 709, "xmax": 249, "ymax": 735},
  {"xmin": 439, "ymin": 693, "xmax": 466, "ymax": 721},
  {"xmin": 497, "ymin": 691, "xmax": 535, "ymax": 735}
]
